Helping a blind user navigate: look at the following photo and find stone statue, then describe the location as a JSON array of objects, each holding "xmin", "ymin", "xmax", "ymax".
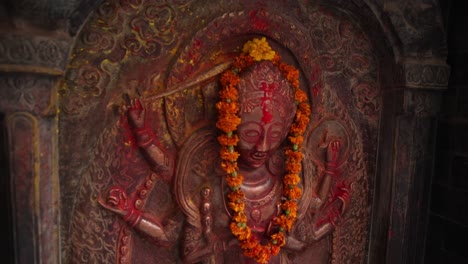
[{"xmin": 99, "ymin": 38, "xmax": 350, "ymax": 263}]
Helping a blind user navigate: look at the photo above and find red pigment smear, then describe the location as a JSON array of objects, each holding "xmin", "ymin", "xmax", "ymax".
[{"xmin": 260, "ymin": 81, "xmax": 277, "ymax": 124}]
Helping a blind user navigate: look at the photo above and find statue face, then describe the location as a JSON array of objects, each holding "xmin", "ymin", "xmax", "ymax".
[
  {"xmin": 236, "ymin": 61, "xmax": 295, "ymax": 170},
  {"xmin": 238, "ymin": 106, "xmax": 287, "ymax": 169}
]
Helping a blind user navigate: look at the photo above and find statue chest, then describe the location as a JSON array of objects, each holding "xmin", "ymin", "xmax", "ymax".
[{"xmin": 211, "ymin": 176, "xmax": 283, "ymax": 237}]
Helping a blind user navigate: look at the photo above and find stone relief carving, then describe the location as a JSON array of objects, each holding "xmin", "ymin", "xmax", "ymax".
[
  {"xmin": 403, "ymin": 63, "xmax": 450, "ymax": 89},
  {"xmin": 60, "ymin": 1, "xmax": 379, "ymax": 263},
  {"xmin": 0, "ymin": 74, "xmax": 57, "ymax": 114},
  {"xmin": 0, "ymin": 33, "xmax": 70, "ymax": 70}
]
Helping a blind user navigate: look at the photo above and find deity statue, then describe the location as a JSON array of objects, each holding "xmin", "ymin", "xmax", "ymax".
[{"xmin": 100, "ymin": 38, "xmax": 350, "ymax": 264}]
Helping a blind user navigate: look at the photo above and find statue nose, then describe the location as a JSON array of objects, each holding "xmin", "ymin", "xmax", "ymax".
[{"xmin": 256, "ymin": 133, "xmax": 268, "ymax": 152}]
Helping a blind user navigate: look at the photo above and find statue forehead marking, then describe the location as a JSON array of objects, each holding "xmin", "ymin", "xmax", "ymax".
[{"xmin": 238, "ymin": 61, "xmax": 295, "ymax": 124}]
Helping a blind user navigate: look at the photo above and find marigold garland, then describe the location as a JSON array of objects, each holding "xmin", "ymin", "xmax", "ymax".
[{"xmin": 216, "ymin": 37, "xmax": 311, "ymax": 263}]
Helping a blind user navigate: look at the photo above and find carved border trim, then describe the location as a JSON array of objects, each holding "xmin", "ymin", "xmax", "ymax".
[
  {"xmin": 402, "ymin": 63, "xmax": 450, "ymax": 89},
  {"xmin": 0, "ymin": 33, "xmax": 71, "ymax": 74}
]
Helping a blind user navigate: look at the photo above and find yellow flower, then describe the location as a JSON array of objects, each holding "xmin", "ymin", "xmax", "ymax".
[{"xmin": 242, "ymin": 37, "xmax": 276, "ymax": 61}]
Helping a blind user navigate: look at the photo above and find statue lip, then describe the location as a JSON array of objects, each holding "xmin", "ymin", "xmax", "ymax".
[
  {"xmin": 251, "ymin": 152, "xmax": 268, "ymax": 159},
  {"xmin": 244, "ymin": 152, "xmax": 269, "ymax": 168}
]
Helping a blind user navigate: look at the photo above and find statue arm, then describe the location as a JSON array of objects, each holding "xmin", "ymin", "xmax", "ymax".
[
  {"xmin": 307, "ymin": 194, "xmax": 348, "ymax": 241},
  {"xmin": 292, "ymin": 140, "xmax": 350, "ymax": 244},
  {"xmin": 308, "ymin": 140, "xmax": 350, "ymax": 240},
  {"xmin": 99, "ymin": 186, "xmax": 178, "ymax": 245},
  {"xmin": 125, "ymin": 98, "xmax": 174, "ymax": 177}
]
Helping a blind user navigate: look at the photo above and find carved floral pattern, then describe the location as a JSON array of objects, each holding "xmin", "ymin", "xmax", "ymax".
[
  {"xmin": 0, "ymin": 75, "xmax": 56, "ymax": 114},
  {"xmin": 0, "ymin": 33, "xmax": 70, "ymax": 69}
]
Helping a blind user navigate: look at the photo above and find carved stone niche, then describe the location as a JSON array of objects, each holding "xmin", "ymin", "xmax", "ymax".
[{"xmin": 59, "ymin": 0, "xmax": 398, "ymax": 263}]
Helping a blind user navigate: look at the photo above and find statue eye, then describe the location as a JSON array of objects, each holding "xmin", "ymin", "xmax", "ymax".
[
  {"xmin": 244, "ymin": 130, "xmax": 260, "ymax": 139},
  {"xmin": 270, "ymin": 131, "xmax": 282, "ymax": 139}
]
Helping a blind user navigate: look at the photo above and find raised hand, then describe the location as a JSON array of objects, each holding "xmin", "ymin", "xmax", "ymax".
[
  {"xmin": 326, "ymin": 140, "xmax": 341, "ymax": 164},
  {"xmin": 124, "ymin": 98, "xmax": 146, "ymax": 129}
]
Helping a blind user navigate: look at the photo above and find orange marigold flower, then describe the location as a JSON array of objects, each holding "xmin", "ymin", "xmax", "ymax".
[
  {"xmin": 295, "ymin": 89, "xmax": 308, "ymax": 103},
  {"xmin": 270, "ymin": 245, "xmax": 281, "ymax": 256},
  {"xmin": 227, "ymin": 189, "xmax": 245, "ymax": 201},
  {"xmin": 294, "ymin": 108, "xmax": 304, "ymax": 120},
  {"xmin": 287, "ymin": 70, "xmax": 299, "ymax": 83},
  {"xmin": 219, "ymin": 86, "xmax": 239, "ymax": 100},
  {"xmin": 220, "ymin": 147, "xmax": 240, "ymax": 161},
  {"xmin": 255, "ymin": 247, "xmax": 270, "ymax": 263},
  {"xmin": 290, "ymin": 79, "xmax": 300, "ymax": 89},
  {"xmin": 288, "ymin": 135, "xmax": 304, "ymax": 145},
  {"xmin": 233, "ymin": 212, "xmax": 248, "ymax": 223},
  {"xmin": 240, "ymin": 236, "xmax": 258, "ymax": 250},
  {"xmin": 230, "ymin": 221, "xmax": 249, "ymax": 237},
  {"xmin": 284, "ymin": 186, "xmax": 302, "ymax": 200},
  {"xmin": 289, "ymin": 122, "xmax": 307, "ymax": 135},
  {"xmin": 221, "ymin": 71, "xmax": 240, "ymax": 86},
  {"xmin": 285, "ymin": 149, "xmax": 304, "ymax": 161},
  {"xmin": 270, "ymin": 232, "xmax": 286, "ymax": 247},
  {"xmin": 237, "ymin": 227, "xmax": 251, "ymax": 240},
  {"xmin": 226, "ymin": 174, "xmax": 244, "ymax": 187},
  {"xmin": 221, "ymin": 161, "xmax": 238, "ymax": 173},
  {"xmin": 272, "ymin": 54, "xmax": 281, "ymax": 64},
  {"xmin": 216, "ymin": 101, "xmax": 239, "ymax": 114},
  {"xmin": 284, "ymin": 173, "xmax": 301, "ymax": 185},
  {"xmin": 285, "ymin": 161, "xmax": 302, "ymax": 174},
  {"xmin": 282, "ymin": 200, "xmax": 298, "ymax": 211},
  {"xmin": 275, "ymin": 214, "xmax": 294, "ymax": 231},
  {"xmin": 233, "ymin": 55, "xmax": 255, "ymax": 69},
  {"xmin": 282, "ymin": 201, "xmax": 298, "ymax": 219},
  {"xmin": 228, "ymin": 201, "xmax": 245, "ymax": 212},
  {"xmin": 218, "ymin": 134, "xmax": 240, "ymax": 146},
  {"xmin": 298, "ymin": 102, "xmax": 311, "ymax": 115},
  {"xmin": 216, "ymin": 115, "xmax": 241, "ymax": 132},
  {"xmin": 295, "ymin": 118, "xmax": 310, "ymax": 134}
]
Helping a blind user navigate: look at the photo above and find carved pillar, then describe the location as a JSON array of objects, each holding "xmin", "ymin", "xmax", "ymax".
[
  {"xmin": 0, "ymin": 32, "xmax": 72, "ymax": 264},
  {"xmin": 386, "ymin": 60, "xmax": 449, "ymax": 263}
]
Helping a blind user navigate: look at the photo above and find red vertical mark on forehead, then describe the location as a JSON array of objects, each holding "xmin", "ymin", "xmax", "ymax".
[{"xmin": 259, "ymin": 81, "xmax": 276, "ymax": 124}]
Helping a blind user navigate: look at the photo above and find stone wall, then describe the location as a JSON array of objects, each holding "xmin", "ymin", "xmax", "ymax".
[{"xmin": 425, "ymin": 0, "xmax": 468, "ymax": 263}]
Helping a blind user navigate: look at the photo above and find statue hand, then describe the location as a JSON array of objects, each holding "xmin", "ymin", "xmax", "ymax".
[
  {"xmin": 124, "ymin": 98, "xmax": 146, "ymax": 129},
  {"xmin": 99, "ymin": 186, "xmax": 130, "ymax": 216},
  {"xmin": 326, "ymin": 140, "xmax": 342, "ymax": 164},
  {"xmin": 333, "ymin": 180, "xmax": 351, "ymax": 205}
]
